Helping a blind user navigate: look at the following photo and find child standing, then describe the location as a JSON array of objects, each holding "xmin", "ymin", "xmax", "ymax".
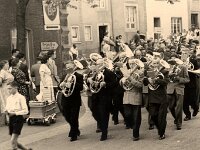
[{"xmin": 5, "ymin": 81, "xmax": 32, "ymax": 150}]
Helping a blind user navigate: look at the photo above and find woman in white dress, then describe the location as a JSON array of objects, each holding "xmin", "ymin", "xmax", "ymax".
[
  {"xmin": 39, "ymin": 55, "xmax": 55, "ymax": 103},
  {"xmin": 0, "ymin": 60, "xmax": 14, "ymax": 126}
]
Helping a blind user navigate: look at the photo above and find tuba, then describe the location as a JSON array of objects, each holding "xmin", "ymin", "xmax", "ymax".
[
  {"xmin": 61, "ymin": 60, "xmax": 83, "ymax": 97},
  {"xmin": 120, "ymin": 59, "xmax": 144, "ymax": 91},
  {"xmin": 148, "ymin": 59, "xmax": 170, "ymax": 90}
]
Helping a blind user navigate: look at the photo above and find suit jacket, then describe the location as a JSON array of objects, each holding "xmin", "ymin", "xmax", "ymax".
[
  {"xmin": 167, "ymin": 65, "xmax": 190, "ymax": 95},
  {"xmin": 31, "ymin": 63, "xmax": 41, "ymax": 86}
]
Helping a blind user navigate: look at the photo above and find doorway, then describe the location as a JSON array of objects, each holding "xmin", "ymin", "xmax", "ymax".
[{"xmin": 98, "ymin": 25, "xmax": 108, "ymax": 53}]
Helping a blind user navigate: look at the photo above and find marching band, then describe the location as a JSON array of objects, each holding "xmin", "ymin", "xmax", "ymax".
[{"xmin": 57, "ymin": 35, "xmax": 200, "ymax": 142}]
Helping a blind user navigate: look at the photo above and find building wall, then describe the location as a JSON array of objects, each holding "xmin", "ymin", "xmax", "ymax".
[
  {"xmin": 67, "ymin": 0, "xmax": 113, "ymax": 57},
  {"xmin": 0, "ymin": 0, "xmax": 16, "ymax": 60},
  {"xmin": 189, "ymin": 0, "xmax": 200, "ymax": 27},
  {"xmin": 146, "ymin": 0, "xmax": 189, "ymax": 39},
  {"xmin": 67, "ymin": 0, "xmax": 146, "ymax": 57},
  {"xmin": 26, "ymin": 0, "xmax": 63, "ymax": 75},
  {"xmin": 112, "ymin": 0, "xmax": 146, "ymax": 43}
]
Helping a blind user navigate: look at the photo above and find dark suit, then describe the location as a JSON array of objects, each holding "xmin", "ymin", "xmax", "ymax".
[
  {"xmin": 60, "ymin": 72, "xmax": 83, "ymax": 138},
  {"xmin": 91, "ymin": 68, "xmax": 116, "ymax": 139},
  {"xmin": 167, "ymin": 65, "xmax": 190, "ymax": 128},
  {"xmin": 144, "ymin": 69, "xmax": 169, "ymax": 137}
]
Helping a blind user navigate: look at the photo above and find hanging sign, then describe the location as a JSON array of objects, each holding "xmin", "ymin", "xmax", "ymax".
[{"xmin": 42, "ymin": 0, "xmax": 60, "ymax": 30}]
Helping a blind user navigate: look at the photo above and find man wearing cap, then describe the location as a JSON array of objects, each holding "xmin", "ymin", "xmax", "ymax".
[
  {"xmin": 88, "ymin": 58, "xmax": 116, "ymax": 141},
  {"xmin": 143, "ymin": 53, "xmax": 170, "ymax": 140},
  {"xmin": 59, "ymin": 61, "xmax": 83, "ymax": 142},
  {"xmin": 120, "ymin": 58, "xmax": 144, "ymax": 141},
  {"xmin": 167, "ymin": 56, "xmax": 190, "ymax": 130}
]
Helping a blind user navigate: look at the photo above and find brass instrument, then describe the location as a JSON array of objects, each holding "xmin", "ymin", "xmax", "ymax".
[
  {"xmin": 169, "ymin": 64, "xmax": 181, "ymax": 82},
  {"xmin": 61, "ymin": 60, "xmax": 83, "ymax": 97},
  {"xmin": 89, "ymin": 64, "xmax": 105, "ymax": 93},
  {"xmin": 148, "ymin": 59, "xmax": 170, "ymax": 90},
  {"xmin": 120, "ymin": 59, "xmax": 144, "ymax": 91}
]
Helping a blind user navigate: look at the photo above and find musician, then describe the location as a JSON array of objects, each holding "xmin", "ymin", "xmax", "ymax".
[
  {"xmin": 183, "ymin": 52, "xmax": 200, "ymax": 120},
  {"xmin": 143, "ymin": 52, "xmax": 170, "ymax": 140},
  {"xmin": 88, "ymin": 58, "xmax": 116, "ymax": 141},
  {"xmin": 120, "ymin": 58, "xmax": 144, "ymax": 141},
  {"xmin": 111, "ymin": 64, "xmax": 125, "ymax": 125},
  {"xmin": 59, "ymin": 61, "xmax": 83, "ymax": 142},
  {"xmin": 167, "ymin": 57, "xmax": 190, "ymax": 130}
]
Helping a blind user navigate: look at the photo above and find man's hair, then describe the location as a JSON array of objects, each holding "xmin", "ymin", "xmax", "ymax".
[
  {"xmin": 7, "ymin": 81, "xmax": 18, "ymax": 88},
  {"xmin": 11, "ymin": 49, "xmax": 19, "ymax": 55},
  {"xmin": 47, "ymin": 50, "xmax": 54, "ymax": 57},
  {"xmin": 16, "ymin": 53, "xmax": 25, "ymax": 60}
]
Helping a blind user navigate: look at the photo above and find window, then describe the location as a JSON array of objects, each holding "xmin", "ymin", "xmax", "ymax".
[
  {"xmin": 71, "ymin": 26, "xmax": 80, "ymax": 42},
  {"xmin": 125, "ymin": 5, "xmax": 137, "ymax": 30},
  {"xmin": 171, "ymin": 17, "xmax": 182, "ymax": 34},
  {"xmin": 94, "ymin": 0, "xmax": 106, "ymax": 8},
  {"xmin": 84, "ymin": 25, "xmax": 92, "ymax": 41},
  {"xmin": 11, "ymin": 28, "xmax": 17, "ymax": 50},
  {"xmin": 154, "ymin": 17, "xmax": 161, "ymax": 27}
]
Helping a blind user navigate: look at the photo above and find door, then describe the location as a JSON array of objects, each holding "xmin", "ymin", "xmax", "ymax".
[
  {"xmin": 98, "ymin": 25, "xmax": 107, "ymax": 53},
  {"xmin": 191, "ymin": 14, "xmax": 198, "ymax": 27}
]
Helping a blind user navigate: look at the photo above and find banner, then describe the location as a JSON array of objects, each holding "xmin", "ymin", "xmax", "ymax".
[{"xmin": 42, "ymin": 1, "xmax": 60, "ymax": 30}]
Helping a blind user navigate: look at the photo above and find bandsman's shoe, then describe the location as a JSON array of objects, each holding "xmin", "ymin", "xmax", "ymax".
[
  {"xmin": 184, "ymin": 116, "xmax": 191, "ymax": 121},
  {"xmin": 159, "ymin": 134, "xmax": 165, "ymax": 140}
]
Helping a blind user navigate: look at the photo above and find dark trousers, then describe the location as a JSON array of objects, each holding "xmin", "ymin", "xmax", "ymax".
[
  {"xmin": 91, "ymin": 94, "xmax": 111, "ymax": 136},
  {"xmin": 63, "ymin": 105, "xmax": 80, "ymax": 138},
  {"xmin": 183, "ymin": 88, "xmax": 199, "ymax": 118},
  {"xmin": 123, "ymin": 104, "xmax": 141, "ymax": 138},
  {"xmin": 168, "ymin": 92, "xmax": 183, "ymax": 128},
  {"xmin": 112, "ymin": 92, "xmax": 125, "ymax": 123},
  {"xmin": 143, "ymin": 93, "xmax": 154, "ymax": 126},
  {"xmin": 149, "ymin": 103, "xmax": 168, "ymax": 136}
]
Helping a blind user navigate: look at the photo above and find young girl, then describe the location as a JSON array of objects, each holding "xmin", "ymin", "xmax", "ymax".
[{"xmin": 5, "ymin": 81, "xmax": 32, "ymax": 150}]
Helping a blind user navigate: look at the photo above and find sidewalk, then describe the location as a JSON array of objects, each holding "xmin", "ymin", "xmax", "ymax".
[{"xmin": 0, "ymin": 96, "xmax": 87, "ymax": 150}]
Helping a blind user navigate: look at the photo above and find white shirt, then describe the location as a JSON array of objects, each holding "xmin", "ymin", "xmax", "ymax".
[{"xmin": 5, "ymin": 92, "xmax": 28, "ymax": 115}]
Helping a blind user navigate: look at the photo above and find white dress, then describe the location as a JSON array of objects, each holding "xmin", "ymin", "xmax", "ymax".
[{"xmin": 39, "ymin": 64, "xmax": 55, "ymax": 102}]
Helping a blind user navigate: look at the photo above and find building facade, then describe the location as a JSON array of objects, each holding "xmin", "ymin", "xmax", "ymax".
[
  {"xmin": 189, "ymin": 0, "xmax": 200, "ymax": 28},
  {"xmin": 146, "ymin": 0, "xmax": 189, "ymax": 39},
  {"xmin": 67, "ymin": 0, "xmax": 146, "ymax": 57}
]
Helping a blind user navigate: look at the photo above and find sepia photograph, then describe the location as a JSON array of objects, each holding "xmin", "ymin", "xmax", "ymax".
[{"xmin": 0, "ymin": 0, "xmax": 200, "ymax": 149}]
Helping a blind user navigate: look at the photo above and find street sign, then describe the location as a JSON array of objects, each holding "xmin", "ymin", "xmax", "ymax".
[{"xmin": 41, "ymin": 42, "xmax": 58, "ymax": 50}]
